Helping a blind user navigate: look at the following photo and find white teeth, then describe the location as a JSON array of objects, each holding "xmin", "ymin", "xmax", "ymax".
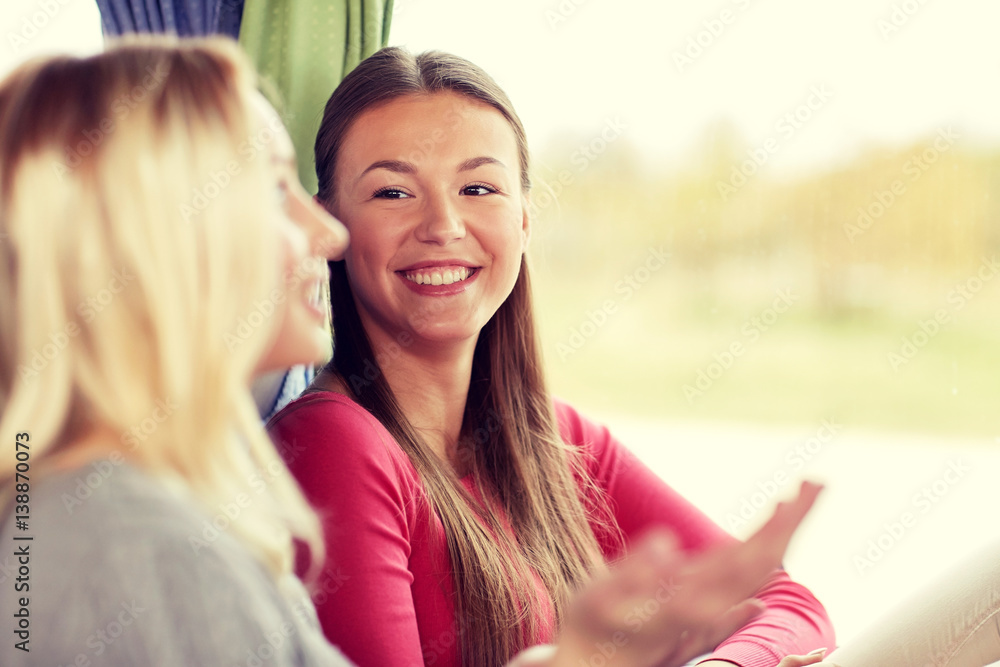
[
  {"xmin": 405, "ymin": 267, "xmax": 472, "ymax": 286},
  {"xmin": 307, "ymin": 283, "xmax": 321, "ymax": 308}
]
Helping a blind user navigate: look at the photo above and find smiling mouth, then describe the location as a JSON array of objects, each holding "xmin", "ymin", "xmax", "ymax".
[
  {"xmin": 307, "ymin": 281, "xmax": 323, "ymax": 309},
  {"xmin": 401, "ymin": 266, "xmax": 478, "ymax": 286}
]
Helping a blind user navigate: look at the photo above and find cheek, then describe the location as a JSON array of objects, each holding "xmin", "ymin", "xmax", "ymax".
[
  {"xmin": 342, "ymin": 215, "xmax": 407, "ymax": 275},
  {"xmin": 484, "ymin": 209, "xmax": 527, "ymax": 261},
  {"xmin": 342, "ymin": 234, "xmax": 383, "ymax": 286},
  {"xmin": 278, "ymin": 217, "xmax": 310, "ymax": 281}
]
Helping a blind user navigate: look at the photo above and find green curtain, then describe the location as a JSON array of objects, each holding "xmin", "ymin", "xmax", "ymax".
[{"xmin": 239, "ymin": 0, "xmax": 394, "ymax": 194}]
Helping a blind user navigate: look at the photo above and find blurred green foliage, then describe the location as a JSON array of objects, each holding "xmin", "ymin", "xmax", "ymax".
[{"xmin": 529, "ymin": 127, "xmax": 1000, "ymax": 437}]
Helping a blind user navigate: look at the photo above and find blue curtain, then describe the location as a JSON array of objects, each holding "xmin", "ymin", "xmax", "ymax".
[{"xmin": 95, "ymin": 0, "xmax": 245, "ymax": 39}]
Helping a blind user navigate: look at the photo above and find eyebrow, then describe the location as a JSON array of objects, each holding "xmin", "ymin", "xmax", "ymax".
[
  {"xmin": 360, "ymin": 159, "xmax": 416, "ymax": 177},
  {"xmin": 459, "ymin": 156, "xmax": 505, "ymax": 171},
  {"xmin": 358, "ymin": 156, "xmax": 506, "ymax": 179}
]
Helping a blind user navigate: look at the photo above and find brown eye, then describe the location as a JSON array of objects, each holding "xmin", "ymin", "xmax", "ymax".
[
  {"xmin": 372, "ymin": 187, "xmax": 411, "ymax": 199},
  {"xmin": 462, "ymin": 183, "xmax": 498, "ymax": 196}
]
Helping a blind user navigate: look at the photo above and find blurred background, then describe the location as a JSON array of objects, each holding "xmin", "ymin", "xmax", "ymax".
[{"xmin": 3, "ymin": 0, "xmax": 999, "ymax": 652}]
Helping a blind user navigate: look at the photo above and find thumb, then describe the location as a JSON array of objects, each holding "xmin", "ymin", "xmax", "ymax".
[{"xmin": 776, "ymin": 648, "xmax": 829, "ymax": 667}]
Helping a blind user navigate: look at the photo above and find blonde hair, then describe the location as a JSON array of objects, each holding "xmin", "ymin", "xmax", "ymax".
[{"xmin": 0, "ymin": 37, "xmax": 322, "ymax": 578}]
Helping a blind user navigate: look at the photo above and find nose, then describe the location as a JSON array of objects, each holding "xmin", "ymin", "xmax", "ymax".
[
  {"xmin": 415, "ymin": 189, "xmax": 465, "ymax": 245},
  {"xmin": 290, "ymin": 188, "xmax": 349, "ymax": 260}
]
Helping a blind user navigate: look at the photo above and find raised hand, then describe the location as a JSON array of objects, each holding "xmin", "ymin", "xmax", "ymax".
[{"xmin": 539, "ymin": 481, "xmax": 823, "ymax": 667}]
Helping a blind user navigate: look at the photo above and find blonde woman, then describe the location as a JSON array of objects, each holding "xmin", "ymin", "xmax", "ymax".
[
  {"xmin": 0, "ymin": 38, "xmax": 822, "ymax": 667},
  {"xmin": 0, "ymin": 37, "xmax": 352, "ymax": 666}
]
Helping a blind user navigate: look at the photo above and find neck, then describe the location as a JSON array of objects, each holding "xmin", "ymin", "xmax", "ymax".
[
  {"xmin": 324, "ymin": 328, "xmax": 479, "ymax": 475},
  {"xmin": 46, "ymin": 423, "xmax": 132, "ymax": 472}
]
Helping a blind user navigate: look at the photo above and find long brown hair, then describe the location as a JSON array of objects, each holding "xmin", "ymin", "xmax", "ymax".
[{"xmin": 315, "ymin": 47, "xmax": 613, "ymax": 665}]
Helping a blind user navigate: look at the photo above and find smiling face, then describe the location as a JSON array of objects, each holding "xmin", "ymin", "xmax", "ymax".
[
  {"xmin": 253, "ymin": 96, "xmax": 350, "ymax": 373},
  {"xmin": 329, "ymin": 92, "xmax": 529, "ymax": 350}
]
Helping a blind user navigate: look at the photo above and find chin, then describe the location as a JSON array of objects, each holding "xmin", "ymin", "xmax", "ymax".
[
  {"xmin": 408, "ymin": 323, "xmax": 482, "ymax": 344},
  {"xmin": 259, "ymin": 333, "xmax": 329, "ymax": 372}
]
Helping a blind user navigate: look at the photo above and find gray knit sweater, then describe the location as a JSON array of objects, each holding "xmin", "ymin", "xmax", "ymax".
[{"xmin": 0, "ymin": 459, "xmax": 351, "ymax": 666}]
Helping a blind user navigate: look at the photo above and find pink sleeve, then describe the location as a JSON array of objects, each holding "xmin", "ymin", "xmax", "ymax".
[
  {"xmin": 267, "ymin": 395, "xmax": 425, "ymax": 667},
  {"xmin": 554, "ymin": 401, "xmax": 836, "ymax": 667}
]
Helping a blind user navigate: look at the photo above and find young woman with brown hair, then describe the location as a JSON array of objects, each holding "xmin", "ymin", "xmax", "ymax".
[
  {"xmin": 0, "ymin": 36, "xmax": 822, "ymax": 667},
  {"xmin": 267, "ymin": 46, "xmax": 836, "ymax": 667}
]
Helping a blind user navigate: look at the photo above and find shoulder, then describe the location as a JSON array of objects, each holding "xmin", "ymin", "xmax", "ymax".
[
  {"xmin": 23, "ymin": 458, "xmax": 211, "ymax": 547},
  {"xmin": 552, "ymin": 398, "xmax": 651, "ymax": 492},
  {"xmin": 553, "ymin": 398, "xmax": 625, "ymax": 465},
  {"xmin": 268, "ymin": 389, "xmax": 388, "ymax": 443},
  {"xmin": 553, "ymin": 398, "xmax": 610, "ymax": 446},
  {"xmin": 267, "ymin": 390, "xmax": 420, "ymax": 506},
  {"xmin": 12, "ymin": 462, "xmax": 265, "ymax": 591},
  {"xmin": 0, "ymin": 462, "xmax": 348, "ymax": 666},
  {"xmin": 269, "ymin": 391, "xmax": 406, "ymax": 467}
]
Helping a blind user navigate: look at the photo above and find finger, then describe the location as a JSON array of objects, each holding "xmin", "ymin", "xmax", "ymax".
[
  {"xmin": 507, "ymin": 644, "xmax": 558, "ymax": 667},
  {"xmin": 699, "ymin": 599, "xmax": 765, "ymax": 653},
  {"xmin": 718, "ymin": 598, "xmax": 766, "ymax": 632},
  {"xmin": 667, "ymin": 483, "xmax": 822, "ymax": 621},
  {"xmin": 776, "ymin": 648, "xmax": 829, "ymax": 667},
  {"xmin": 569, "ymin": 530, "xmax": 683, "ymax": 634},
  {"xmin": 746, "ymin": 481, "xmax": 823, "ymax": 560},
  {"xmin": 669, "ymin": 599, "xmax": 767, "ymax": 665},
  {"xmin": 608, "ymin": 530, "xmax": 682, "ymax": 605},
  {"xmin": 711, "ymin": 480, "xmax": 822, "ymax": 591},
  {"xmin": 626, "ymin": 530, "xmax": 681, "ymax": 590}
]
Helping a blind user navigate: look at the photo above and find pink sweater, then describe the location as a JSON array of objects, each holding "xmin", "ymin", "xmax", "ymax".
[{"xmin": 267, "ymin": 391, "xmax": 834, "ymax": 667}]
